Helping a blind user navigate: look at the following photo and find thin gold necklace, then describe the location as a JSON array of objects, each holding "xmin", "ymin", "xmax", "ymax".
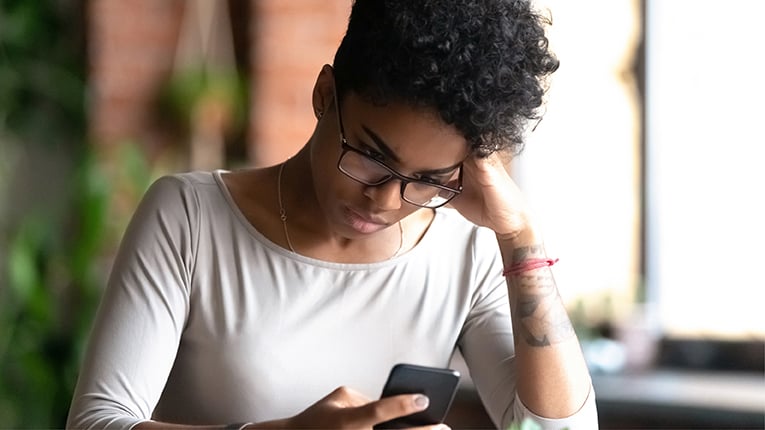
[{"xmin": 277, "ymin": 161, "xmax": 403, "ymax": 258}]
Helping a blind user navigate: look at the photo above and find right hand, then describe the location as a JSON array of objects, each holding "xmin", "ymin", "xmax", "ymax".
[{"xmin": 282, "ymin": 386, "xmax": 449, "ymax": 429}]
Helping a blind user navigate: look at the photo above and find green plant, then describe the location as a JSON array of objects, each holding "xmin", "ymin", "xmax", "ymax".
[
  {"xmin": 507, "ymin": 418, "xmax": 539, "ymax": 430},
  {"xmin": 1, "ymin": 155, "xmax": 105, "ymax": 426},
  {"xmin": 0, "ymin": 1, "xmax": 154, "ymax": 427},
  {"xmin": 161, "ymin": 67, "xmax": 247, "ymax": 128},
  {"xmin": 507, "ymin": 418, "xmax": 568, "ymax": 430},
  {"xmin": 0, "ymin": 142, "xmax": 152, "ymax": 427}
]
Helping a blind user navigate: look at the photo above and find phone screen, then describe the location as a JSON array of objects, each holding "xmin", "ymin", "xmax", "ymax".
[{"xmin": 374, "ymin": 363, "xmax": 461, "ymax": 429}]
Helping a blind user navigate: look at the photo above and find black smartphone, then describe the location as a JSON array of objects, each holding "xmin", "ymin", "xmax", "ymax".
[{"xmin": 373, "ymin": 363, "xmax": 461, "ymax": 429}]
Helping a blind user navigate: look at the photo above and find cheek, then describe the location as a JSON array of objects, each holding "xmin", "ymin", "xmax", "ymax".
[{"xmin": 315, "ymin": 172, "xmax": 344, "ymax": 203}]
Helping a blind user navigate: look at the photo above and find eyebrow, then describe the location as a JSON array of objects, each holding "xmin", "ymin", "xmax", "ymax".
[{"xmin": 360, "ymin": 125, "xmax": 463, "ymax": 175}]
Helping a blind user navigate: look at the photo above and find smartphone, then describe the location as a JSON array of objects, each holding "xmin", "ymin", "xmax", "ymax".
[{"xmin": 373, "ymin": 363, "xmax": 461, "ymax": 429}]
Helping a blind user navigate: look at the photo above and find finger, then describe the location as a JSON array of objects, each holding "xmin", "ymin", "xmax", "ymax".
[
  {"xmin": 350, "ymin": 393, "xmax": 429, "ymax": 425},
  {"xmin": 477, "ymin": 152, "xmax": 514, "ymax": 180},
  {"xmin": 462, "ymin": 154, "xmax": 513, "ymax": 191},
  {"xmin": 325, "ymin": 385, "xmax": 372, "ymax": 408}
]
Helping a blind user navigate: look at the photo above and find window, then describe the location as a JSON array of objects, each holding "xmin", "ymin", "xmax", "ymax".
[
  {"xmin": 644, "ymin": 0, "xmax": 765, "ymax": 339},
  {"xmin": 520, "ymin": 0, "xmax": 765, "ymax": 342}
]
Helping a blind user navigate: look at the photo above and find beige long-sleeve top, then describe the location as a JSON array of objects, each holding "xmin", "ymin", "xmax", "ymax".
[{"xmin": 66, "ymin": 171, "xmax": 597, "ymax": 430}]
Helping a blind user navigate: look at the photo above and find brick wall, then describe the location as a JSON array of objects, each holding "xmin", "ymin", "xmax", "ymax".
[
  {"xmin": 248, "ymin": 0, "xmax": 350, "ymax": 167},
  {"xmin": 88, "ymin": 0, "xmax": 352, "ymax": 168},
  {"xmin": 88, "ymin": 0, "xmax": 183, "ymax": 152}
]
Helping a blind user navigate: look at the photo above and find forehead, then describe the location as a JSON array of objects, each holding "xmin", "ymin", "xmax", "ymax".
[{"xmin": 339, "ymin": 93, "xmax": 469, "ymax": 169}]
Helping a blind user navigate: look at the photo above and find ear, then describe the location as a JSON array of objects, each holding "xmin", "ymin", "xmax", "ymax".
[{"xmin": 311, "ymin": 64, "xmax": 335, "ymax": 120}]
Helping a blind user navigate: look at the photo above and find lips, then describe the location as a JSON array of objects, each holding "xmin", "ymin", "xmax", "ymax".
[{"xmin": 343, "ymin": 206, "xmax": 390, "ymax": 234}]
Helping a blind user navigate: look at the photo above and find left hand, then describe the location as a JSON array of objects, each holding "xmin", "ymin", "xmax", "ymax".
[{"xmin": 448, "ymin": 152, "xmax": 532, "ymax": 241}]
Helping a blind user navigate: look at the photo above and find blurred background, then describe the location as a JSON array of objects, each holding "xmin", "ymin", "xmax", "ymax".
[{"xmin": 0, "ymin": 0, "xmax": 762, "ymax": 428}]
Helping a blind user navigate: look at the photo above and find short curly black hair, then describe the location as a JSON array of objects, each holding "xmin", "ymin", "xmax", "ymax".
[{"xmin": 332, "ymin": 0, "xmax": 559, "ymax": 156}]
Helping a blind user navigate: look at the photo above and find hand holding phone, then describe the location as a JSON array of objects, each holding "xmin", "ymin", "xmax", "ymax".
[{"xmin": 374, "ymin": 363, "xmax": 461, "ymax": 429}]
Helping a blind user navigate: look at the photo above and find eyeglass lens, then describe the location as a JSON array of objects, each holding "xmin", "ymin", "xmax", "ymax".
[{"xmin": 338, "ymin": 149, "xmax": 458, "ymax": 208}]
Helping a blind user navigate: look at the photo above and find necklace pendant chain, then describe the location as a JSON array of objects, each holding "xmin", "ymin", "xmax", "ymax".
[
  {"xmin": 277, "ymin": 163, "xmax": 296, "ymax": 252},
  {"xmin": 277, "ymin": 161, "xmax": 404, "ymax": 259},
  {"xmin": 392, "ymin": 220, "xmax": 403, "ymax": 258}
]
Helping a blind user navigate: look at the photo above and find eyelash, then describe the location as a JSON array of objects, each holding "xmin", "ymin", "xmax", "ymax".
[
  {"xmin": 360, "ymin": 142, "xmax": 445, "ymax": 183},
  {"xmin": 361, "ymin": 145, "xmax": 385, "ymax": 161}
]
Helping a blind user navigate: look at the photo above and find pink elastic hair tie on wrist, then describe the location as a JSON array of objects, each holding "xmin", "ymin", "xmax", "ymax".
[{"xmin": 502, "ymin": 258, "xmax": 559, "ymax": 277}]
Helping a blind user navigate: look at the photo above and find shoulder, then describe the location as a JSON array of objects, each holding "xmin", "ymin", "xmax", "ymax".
[
  {"xmin": 433, "ymin": 207, "xmax": 497, "ymax": 245},
  {"xmin": 423, "ymin": 207, "xmax": 501, "ymax": 267},
  {"xmin": 130, "ymin": 171, "xmax": 225, "ymax": 231},
  {"xmin": 148, "ymin": 170, "xmax": 217, "ymax": 194},
  {"xmin": 434, "ymin": 207, "xmax": 474, "ymax": 229},
  {"xmin": 141, "ymin": 170, "xmax": 223, "ymax": 207}
]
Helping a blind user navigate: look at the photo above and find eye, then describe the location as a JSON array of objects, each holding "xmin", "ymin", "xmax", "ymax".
[
  {"xmin": 415, "ymin": 168, "xmax": 458, "ymax": 185},
  {"xmin": 415, "ymin": 175, "xmax": 448, "ymax": 185},
  {"xmin": 359, "ymin": 144, "xmax": 385, "ymax": 162}
]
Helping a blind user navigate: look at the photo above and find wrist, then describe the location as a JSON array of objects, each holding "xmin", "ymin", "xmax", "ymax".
[
  {"xmin": 225, "ymin": 423, "xmax": 253, "ymax": 430},
  {"xmin": 241, "ymin": 419, "xmax": 289, "ymax": 430},
  {"xmin": 497, "ymin": 227, "xmax": 543, "ymax": 252}
]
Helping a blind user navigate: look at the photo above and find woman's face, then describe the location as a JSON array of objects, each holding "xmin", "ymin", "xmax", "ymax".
[{"xmin": 309, "ymin": 86, "xmax": 469, "ymax": 240}]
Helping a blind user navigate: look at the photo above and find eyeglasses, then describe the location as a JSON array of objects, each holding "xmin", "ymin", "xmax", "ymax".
[{"xmin": 333, "ymin": 93, "xmax": 463, "ymax": 209}]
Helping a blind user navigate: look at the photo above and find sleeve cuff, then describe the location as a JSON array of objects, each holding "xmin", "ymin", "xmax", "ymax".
[{"xmin": 508, "ymin": 384, "xmax": 599, "ymax": 430}]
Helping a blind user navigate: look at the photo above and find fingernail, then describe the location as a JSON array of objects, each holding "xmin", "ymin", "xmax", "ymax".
[{"xmin": 414, "ymin": 394, "xmax": 429, "ymax": 410}]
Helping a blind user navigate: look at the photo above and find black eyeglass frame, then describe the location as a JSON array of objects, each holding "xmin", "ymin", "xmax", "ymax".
[{"xmin": 332, "ymin": 89, "xmax": 464, "ymax": 209}]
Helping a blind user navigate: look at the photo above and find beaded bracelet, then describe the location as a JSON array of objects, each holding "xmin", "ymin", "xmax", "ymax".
[{"xmin": 502, "ymin": 258, "xmax": 559, "ymax": 277}]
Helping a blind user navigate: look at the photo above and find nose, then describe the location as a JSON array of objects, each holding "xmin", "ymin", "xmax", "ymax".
[{"xmin": 363, "ymin": 179, "xmax": 402, "ymax": 210}]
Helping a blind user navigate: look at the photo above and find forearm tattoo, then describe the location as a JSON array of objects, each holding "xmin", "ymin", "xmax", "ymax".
[{"xmin": 509, "ymin": 245, "xmax": 576, "ymax": 347}]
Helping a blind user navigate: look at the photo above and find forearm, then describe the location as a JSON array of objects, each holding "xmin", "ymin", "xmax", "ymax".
[{"xmin": 498, "ymin": 229, "xmax": 591, "ymax": 419}]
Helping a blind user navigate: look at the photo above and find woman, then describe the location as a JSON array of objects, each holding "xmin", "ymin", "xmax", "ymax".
[{"xmin": 67, "ymin": 0, "xmax": 598, "ymax": 428}]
